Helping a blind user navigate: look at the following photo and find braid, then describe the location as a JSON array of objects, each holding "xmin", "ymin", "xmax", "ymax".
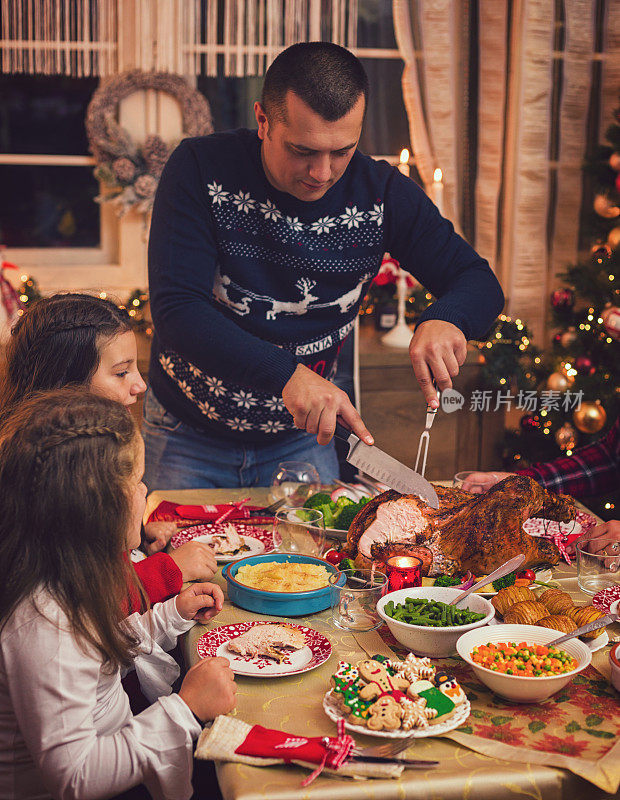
[{"xmin": 34, "ymin": 424, "xmax": 125, "ymax": 483}]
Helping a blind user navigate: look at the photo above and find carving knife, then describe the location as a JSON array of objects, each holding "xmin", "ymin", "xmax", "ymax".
[{"xmin": 334, "ymin": 422, "xmax": 439, "ymax": 509}]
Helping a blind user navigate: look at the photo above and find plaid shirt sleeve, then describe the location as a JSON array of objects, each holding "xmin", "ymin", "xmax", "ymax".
[{"xmin": 517, "ymin": 417, "xmax": 620, "ymax": 499}]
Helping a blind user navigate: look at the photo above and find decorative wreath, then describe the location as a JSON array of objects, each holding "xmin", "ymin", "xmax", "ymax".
[{"xmin": 85, "ymin": 70, "xmax": 213, "ymax": 216}]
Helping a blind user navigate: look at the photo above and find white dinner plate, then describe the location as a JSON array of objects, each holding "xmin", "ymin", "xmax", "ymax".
[
  {"xmin": 170, "ymin": 522, "xmax": 278, "ymax": 558},
  {"xmin": 322, "ymin": 691, "xmax": 471, "ymax": 738}
]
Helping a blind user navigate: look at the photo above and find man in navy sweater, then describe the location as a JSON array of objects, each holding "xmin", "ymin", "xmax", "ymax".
[{"xmin": 145, "ymin": 42, "xmax": 504, "ymax": 489}]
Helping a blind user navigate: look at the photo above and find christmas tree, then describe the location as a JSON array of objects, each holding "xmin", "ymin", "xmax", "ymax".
[{"xmin": 497, "ymin": 98, "xmax": 620, "ymax": 520}]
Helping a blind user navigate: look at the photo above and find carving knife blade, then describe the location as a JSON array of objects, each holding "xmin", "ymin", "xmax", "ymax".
[{"xmin": 334, "ymin": 422, "xmax": 439, "ymax": 509}]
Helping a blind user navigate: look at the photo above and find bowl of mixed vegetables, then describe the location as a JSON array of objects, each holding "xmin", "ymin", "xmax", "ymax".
[
  {"xmin": 376, "ymin": 587, "xmax": 495, "ymax": 657},
  {"xmin": 456, "ymin": 624, "xmax": 591, "ymax": 702}
]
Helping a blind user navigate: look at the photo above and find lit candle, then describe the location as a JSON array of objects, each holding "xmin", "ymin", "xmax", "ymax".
[
  {"xmin": 398, "ymin": 148, "xmax": 410, "ymax": 178},
  {"xmin": 385, "ymin": 555, "xmax": 422, "ymax": 592},
  {"xmin": 432, "ymin": 167, "xmax": 444, "ymax": 216}
]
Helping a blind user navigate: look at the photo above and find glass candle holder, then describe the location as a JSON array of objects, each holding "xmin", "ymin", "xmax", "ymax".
[{"xmin": 385, "ymin": 556, "xmax": 422, "ymax": 592}]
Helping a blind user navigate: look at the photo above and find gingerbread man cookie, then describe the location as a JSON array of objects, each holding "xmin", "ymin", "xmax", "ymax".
[
  {"xmin": 366, "ymin": 695, "xmax": 403, "ymax": 731},
  {"xmin": 357, "ymin": 659, "xmax": 410, "ymax": 701}
]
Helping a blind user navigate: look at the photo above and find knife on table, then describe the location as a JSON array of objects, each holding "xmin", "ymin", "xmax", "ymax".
[
  {"xmin": 333, "ymin": 421, "xmax": 439, "ymax": 509},
  {"xmin": 348, "ymin": 755, "xmax": 438, "ymax": 768}
]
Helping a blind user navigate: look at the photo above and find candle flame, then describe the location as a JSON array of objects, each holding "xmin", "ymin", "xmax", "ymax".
[
  {"xmin": 433, "ymin": 168, "xmax": 443, "ymax": 182},
  {"xmin": 388, "ymin": 556, "xmax": 422, "ymax": 568},
  {"xmin": 399, "ymin": 148, "xmax": 410, "ymax": 164}
]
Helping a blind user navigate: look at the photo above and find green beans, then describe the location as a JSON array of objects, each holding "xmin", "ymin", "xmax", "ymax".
[{"xmin": 383, "ymin": 598, "xmax": 487, "ymax": 627}]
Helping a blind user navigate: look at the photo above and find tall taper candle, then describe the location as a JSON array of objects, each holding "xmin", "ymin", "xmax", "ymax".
[{"xmin": 432, "ymin": 167, "xmax": 444, "ymax": 216}]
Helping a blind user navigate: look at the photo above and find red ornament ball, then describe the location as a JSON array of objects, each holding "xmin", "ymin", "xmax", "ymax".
[
  {"xmin": 553, "ymin": 332, "xmax": 562, "ymax": 346},
  {"xmin": 616, "ymin": 172, "xmax": 620, "ymax": 193},
  {"xmin": 575, "ymin": 355, "xmax": 595, "ymax": 376},
  {"xmin": 550, "ymin": 287, "xmax": 575, "ymax": 311}
]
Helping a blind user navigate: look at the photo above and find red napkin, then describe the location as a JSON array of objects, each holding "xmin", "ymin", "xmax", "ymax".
[{"xmin": 148, "ymin": 501, "xmax": 263, "ymax": 524}]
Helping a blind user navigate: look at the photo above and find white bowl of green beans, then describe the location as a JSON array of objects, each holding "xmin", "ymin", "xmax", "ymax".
[{"xmin": 376, "ymin": 587, "xmax": 495, "ymax": 657}]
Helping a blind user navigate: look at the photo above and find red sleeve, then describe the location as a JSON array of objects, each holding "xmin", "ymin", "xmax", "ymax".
[{"xmin": 132, "ymin": 553, "xmax": 183, "ymax": 605}]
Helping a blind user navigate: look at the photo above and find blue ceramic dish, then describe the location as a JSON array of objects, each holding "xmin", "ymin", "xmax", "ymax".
[{"xmin": 222, "ymin": 553, "xmax": 345, "ymax": 617}]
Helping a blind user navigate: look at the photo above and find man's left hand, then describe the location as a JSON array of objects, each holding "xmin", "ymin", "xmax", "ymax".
[{"xmin": 409, "ymin": 320, "xmax": 467, "ymax": 408}]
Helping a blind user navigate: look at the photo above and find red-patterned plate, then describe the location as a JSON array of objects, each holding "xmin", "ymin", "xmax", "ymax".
[
  {"xmin": 170, "ymin": 523, "xmax": 280, "ymax": 557},
  {"xmin": 196, "ymin": 621, "xmax": 332, "ymax": 677},
  {"xmin": 592, "ymin": 584, "xmax": 620, "ymax": 615},
  {"xmin": 522, "ymin": 510, "xmax": 596, "ymax": 540}
]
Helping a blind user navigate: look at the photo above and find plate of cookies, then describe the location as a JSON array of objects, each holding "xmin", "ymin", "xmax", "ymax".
[{"xmin": 322, "ymin": 654, "xmax": 470, "ymax": 738}]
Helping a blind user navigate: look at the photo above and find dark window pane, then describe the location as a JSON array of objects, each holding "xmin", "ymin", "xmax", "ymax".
[
  {"xmin": 358, "ymin": 58, "xmax": 408, "ymax": 156},
  {"xmin": 358, "ymin": 0, "xmax": 399, "ymax": 48},
  {"xmin": 0, "ymin": 165, "xmax": 100, "ymax": 247},
  {"xmin": 0, "ymin": 75, "xmax": 97, "ymax": 155}
]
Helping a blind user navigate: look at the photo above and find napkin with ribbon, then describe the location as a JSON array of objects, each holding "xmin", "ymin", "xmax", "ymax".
[
  {"xmin": 195, "ymin": 715, "xmax": 405, "ymax": 783},
  {"xmin": 147, "ymin": 500, "xmax": 273, "ymax": 526}
]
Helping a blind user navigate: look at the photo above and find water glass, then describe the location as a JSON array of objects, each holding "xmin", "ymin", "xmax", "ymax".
[
  {"xmin": 330, "ymin": 569, "xmax": 388, "ymax": 631},
  {"xmin": 273, "ymin": 507, "xmax": 325, "ymax": 557},
  {"xmin": 577, "ymin": 539, "xmax": 620, "ymax": 595},
  {"xmin": 269, "ymin": 460, "xmax": 320, "ymax": 504},
  {"xmin": 453, "ymin": 470, "xmax": 486, "ymax": 492}
]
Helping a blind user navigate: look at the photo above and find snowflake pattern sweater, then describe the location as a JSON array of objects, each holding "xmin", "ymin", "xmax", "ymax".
[{"xmin": 148, "ymin": 129, "xmax": 504, "ymax": 442}]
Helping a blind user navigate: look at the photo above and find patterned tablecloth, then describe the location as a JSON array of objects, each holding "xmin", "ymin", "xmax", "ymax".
[{"xmin": 145, "ymin": 487, "xmax": 620, "ymax": 800}]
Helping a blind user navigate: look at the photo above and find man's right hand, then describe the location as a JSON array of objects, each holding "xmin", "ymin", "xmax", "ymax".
[
  {"xmin": 178, "ymin": 657, "xmax": 237, "ymax": 722},
  {"xmin": 282, "ymin": 364, "xmax": 373, "ymax": 446}
]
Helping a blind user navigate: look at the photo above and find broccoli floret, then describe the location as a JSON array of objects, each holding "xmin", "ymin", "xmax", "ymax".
[
  {"xmin": 492, "ymin": 571, "xmax": 516, "ymax": 591},
  {"xmin": 435, "ymin": 575, "xmax": 461, "ymax": 587},
  {"xmin": 334, "ymin": 501, "xmax": 366, "ymax": 531},
  {"xmin": 320, "ymin": 503, "xmax": 335, "ymax": 528},
  {"xmin": 335, "ymin": 496, "xmax": 355, "ymax": 509},
  {"xmin": 303, "ymin": 492, "xmax": 332, "ymax": 510}
]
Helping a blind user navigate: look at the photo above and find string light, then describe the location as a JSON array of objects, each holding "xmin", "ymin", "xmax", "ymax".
[
  {"xmin": 566, "ymin": 449, "xmax": 572, "ymax": 456},
  {"xmin": 605, "ymin": 502, "xmax": 615, "ymax": 510},
  {"xmin": 99, "ymin": 291, "xmax": 107, "ymax": 299}
]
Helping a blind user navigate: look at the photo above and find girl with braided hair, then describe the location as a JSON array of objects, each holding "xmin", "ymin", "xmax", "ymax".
[
  {"xmin": 0, "ymin": 389, "xmax": 236, "ymax": 799},
  {"xmin": 0, "ymin": 293, "xmax": 217, "ymax": 606}
]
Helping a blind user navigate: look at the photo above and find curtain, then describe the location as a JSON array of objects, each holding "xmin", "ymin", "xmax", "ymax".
[
  {"xmin": 0, "ymin": 0, "xmax": 361, "ymax": 78},
  {"xmin": 392, "ymin": 0, "xmax": 605, "ymax": 344}
]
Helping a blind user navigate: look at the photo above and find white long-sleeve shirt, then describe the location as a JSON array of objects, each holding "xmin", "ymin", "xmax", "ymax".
[{"xmin": 0, "ymin": 592, "xmax": 201, "ymax": 800}]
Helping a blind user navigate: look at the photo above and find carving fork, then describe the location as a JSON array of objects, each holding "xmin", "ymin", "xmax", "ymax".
[{"xmin": 414, "ymin": 404, "xmax": 438, "ymax": 478}]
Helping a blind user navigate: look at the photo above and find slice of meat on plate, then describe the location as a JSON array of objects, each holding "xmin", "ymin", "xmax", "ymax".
[{"xmin": 227, "ymin": 624, "xmax": 307, "ymax": 662}]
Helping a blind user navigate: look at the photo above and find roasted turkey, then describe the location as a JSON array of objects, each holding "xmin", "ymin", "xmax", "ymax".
[{"xmin": 345, "ymin": 475, "xmax": 575, "ymax": 575}]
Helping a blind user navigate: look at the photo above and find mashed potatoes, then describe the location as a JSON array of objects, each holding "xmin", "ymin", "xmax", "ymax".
[{"xmin": 235, "ymin": 561, "xmax": 330, "ymax": 592}]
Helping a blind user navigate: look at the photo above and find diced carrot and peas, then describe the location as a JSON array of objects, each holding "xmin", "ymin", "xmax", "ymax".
[{"xmin": 470, "ymin": 641, "xmax": 578, "ymax": 676}]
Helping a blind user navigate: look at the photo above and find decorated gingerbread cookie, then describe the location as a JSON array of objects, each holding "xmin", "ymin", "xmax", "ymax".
[
  {"xmin": 366, "ymin": 695, "xmax": 403, "ymax": 731},
  {"xmin": 408, "ymin": 679, "xmax": 456, "ymax": 724},
  {"xmin": 433, "ymin": 671, "xmax": 467, "ymax": 706},
  {"xmin": 357, "ymin": 659, "xmax": 410, "ymax": 701},
  {"xmin": 330, "ymin": 661, "xmax": 373, "ymax": 723}
]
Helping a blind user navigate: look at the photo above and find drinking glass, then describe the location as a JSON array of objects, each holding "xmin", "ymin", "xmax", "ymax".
[
  {"xmin": 273, "ymin": 507, "xmax": 325, "ymax": 557},
  {"xmin": 577, "ymin": 539, "xmax": 620, "ymax": 595},
  {"xmin": 269, "ymin": 460, "xmax": 320, "ymax": 504},
  {"xmin": 453, "ymin": 470, "xmax": 486, "ymax": 492},
  {"xmin": 329, "ymin": 569, "xmax": 388, "ymax": 631}
]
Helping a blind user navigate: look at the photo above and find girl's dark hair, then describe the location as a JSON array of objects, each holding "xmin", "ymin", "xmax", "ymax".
[
  {"xmin": 0, "ymin": 293, "xmax": 132, "ymax": 413},
  {"xmin": 261, "ymin": 42, "xmax": 368, "ymax": 122},
  {"xmin": 0, "ymin": 388, "xmax": 145, "ymax": 669}
]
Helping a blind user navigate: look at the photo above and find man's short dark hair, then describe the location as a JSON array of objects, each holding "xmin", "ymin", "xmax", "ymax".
[{"xmin": 261, "ymin": 42, "xmax": 368, "ymax": 122}]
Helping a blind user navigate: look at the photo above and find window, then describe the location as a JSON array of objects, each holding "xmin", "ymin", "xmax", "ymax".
[{"xmin": 0, "ymin": 75, "xmax": 101, "ymax": 248}]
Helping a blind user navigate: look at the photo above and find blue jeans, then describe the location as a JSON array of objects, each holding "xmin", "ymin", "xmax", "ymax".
[{"xmin": 142, "ymin": 389, "xmax": 340, "ymax": 490}]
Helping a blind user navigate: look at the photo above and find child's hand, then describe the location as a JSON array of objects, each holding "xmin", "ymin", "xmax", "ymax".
[
  {"xmin": 176, "ymin": 582, "xmax": 225, "ymax": 622},
  {"xmin": 169, "ymin": 541, "xmax": 217, "ymax": 581},
  {"xmin": 179, "ymin": 657, "xmax": 237, "ymax": 722},
  {"xmin": 143, "ymin": 521, "xmax": 177, "ymax": 554}
]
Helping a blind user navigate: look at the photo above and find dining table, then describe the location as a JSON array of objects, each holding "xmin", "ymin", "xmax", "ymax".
[{"xmin": 144, "ymin": 485, "xmax": 620, "ymax": 800}]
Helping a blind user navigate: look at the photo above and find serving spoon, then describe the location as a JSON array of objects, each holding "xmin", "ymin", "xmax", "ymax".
[
  {"xmin": 448, "ymin": 554, "xmax": 526, "ymax": 606},
  {"xmin": 547, "ymin": 613, "xmax": 618, "ymax": 647}
]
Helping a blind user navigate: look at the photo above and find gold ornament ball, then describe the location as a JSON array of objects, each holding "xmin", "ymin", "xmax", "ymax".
[
  {"xmin": 560, "ymin": 327, "xmax": 578, "ymax": 348},
  {"xmin": 594, "ymin": 194, "xmax": 620, "ymax": 219},
  {"xmin": 546, "ymin": 371, "xmax": 573, "ymax": 391},
  {"xmin": 610, "ymin": 153, "xmax": 620, "ymax": 171},
  {"xmin": 573, "ymin": 402, "xmax": 607, "ymax": 434},
  {"xmin": 555, "ymin": 422, "xmax": 577, "ymax": 451},
  {"xmin": 607, "ymin": 226, "xmax": 620, "ymax": 250}
]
